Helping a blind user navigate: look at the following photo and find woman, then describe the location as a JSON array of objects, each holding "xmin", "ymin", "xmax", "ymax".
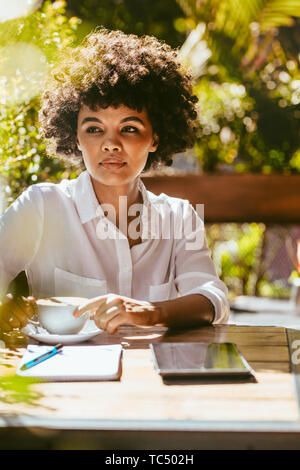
[{"xmin": 0, "ymin": 29, "xmax": 229, "ymax": 334}]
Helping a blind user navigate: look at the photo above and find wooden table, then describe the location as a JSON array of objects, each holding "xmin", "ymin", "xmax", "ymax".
[{"xmin": 1, "ymin": 323, "xmax": 300, "ymax": 450}]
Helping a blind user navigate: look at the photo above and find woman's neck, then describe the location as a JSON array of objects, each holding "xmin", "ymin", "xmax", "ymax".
[{"xmin": 91, "ymin": 176, "xmax": 143, "ymax": 225}]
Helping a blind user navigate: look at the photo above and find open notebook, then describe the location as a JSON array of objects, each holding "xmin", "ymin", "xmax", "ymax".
[{"xmin": 16, "ymin": 344, "xmax": 123, "ymax": 381}]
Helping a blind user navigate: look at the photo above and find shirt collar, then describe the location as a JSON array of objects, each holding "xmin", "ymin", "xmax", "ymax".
[
  {"xmin": 72, "ymin": 171, "xmax": 161, "ymax": 232},
  {"xmin": 73, "ymin": 171, "xmax": 101, "ymax": 224}
]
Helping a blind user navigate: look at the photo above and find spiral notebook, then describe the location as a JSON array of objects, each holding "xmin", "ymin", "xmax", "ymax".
[{"xmin": 16, "ymin": 344, "xmax": 123, "ymax": 381}]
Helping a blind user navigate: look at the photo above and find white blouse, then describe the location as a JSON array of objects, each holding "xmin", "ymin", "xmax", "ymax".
[{"xmin": 0, "ymin": 171, "xmax": 229, "ymax": 323}]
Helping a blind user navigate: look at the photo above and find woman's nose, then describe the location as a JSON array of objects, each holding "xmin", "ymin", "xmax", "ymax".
[{"xmin": 101, "ymin": 139, "xmax": 121, "ymax": 153}]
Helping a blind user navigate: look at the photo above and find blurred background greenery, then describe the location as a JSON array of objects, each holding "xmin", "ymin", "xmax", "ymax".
[
  {"xmin": 177, "ymin": 0, "xmax": 300, "ymax": 174},
  {"xmin": 1, "ymin": 0, "xmax": 300, "ymax": 301}
]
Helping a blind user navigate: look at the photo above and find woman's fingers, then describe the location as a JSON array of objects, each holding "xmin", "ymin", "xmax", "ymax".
[
  {"xmin": 0, "ymin": 319, "xmax": 13, "ymax": 332},
  {"xmin": 4, "ymin": 313, "xmax": 21, "ymax": 329},
  {"xmin": 13, "ymin": 298, "xmax": 33, "ymax": 324},
  {"xmin": 0, "ymin": 295, "xmax": 37, "ymax": 332},
  {"xmin": 21, "ymin": 296, "xmax": 37, "ymax": 318},
  {"xmin": 10, "ymin": 297, "xmax": 36, "ymax": 328},
  {"xmin": 74, "ymin": 295, "xmax": 123, "ymax": 317},
  {"xmin": 94, "ymin": 304, "xmax": 124, "ymax": 330},
  {"xmin": 105, "ymin": 314, "xmax": 126, "ymax": 335},
  {"xmin": 73, "ymin": 295, "xmax": 108, "ymax": 317},
  {"xmin": 2, "ymin": 301, "xmax": 24, "ymax": 329},
  {"xmin": 75, "ymin": 294, "xmax": 160, "ymax": 335},
  {"xmin": 94, "ymin": 297, "xmax": 123, "ymax": 318}
]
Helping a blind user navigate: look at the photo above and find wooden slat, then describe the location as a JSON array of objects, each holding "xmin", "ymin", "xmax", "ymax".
[
  {"xmin": 92, "ymin": 325, "xmax": 288, "ymax": 352},
  {"xmin": 227, "ymin": 325, "xmax": 287, "ymax": 333},
  {"xmin": 238, "ymin": 345, "xmax": 289, "ymax": 362},
  {"xmin": 249, "ymin": 362, "xmax": 290, "ymax": 373},
  {"xmin": 162, "ymin": 331, "xmax": 287, "ymax": 346},
  {"xmin": 142, "ymin": 174, "xmax": 300, "ymax": 224}
]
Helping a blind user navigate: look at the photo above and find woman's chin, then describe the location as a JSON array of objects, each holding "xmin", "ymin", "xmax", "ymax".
[{"xmin": 89, "ymin": 167, "xmax": 134, "ymax": 186}]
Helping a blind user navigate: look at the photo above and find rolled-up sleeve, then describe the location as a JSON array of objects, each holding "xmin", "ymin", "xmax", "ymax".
[
  {"xmin": 0, "ymin": 186, "xmax": 43, "ymax": 299},
  {"xmin": 174, "ymin": 200, "xmax": 230, "ymax": 324}
]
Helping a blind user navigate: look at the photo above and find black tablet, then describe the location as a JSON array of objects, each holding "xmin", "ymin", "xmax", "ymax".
[{"xmin": 150, "ymin": 342, "xmax": 255, "ymax": 377}]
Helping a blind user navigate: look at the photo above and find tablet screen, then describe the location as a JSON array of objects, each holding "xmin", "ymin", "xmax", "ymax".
[{"xmin": 150, "ymin": 342, "xmax": 254, "ymax": 377}]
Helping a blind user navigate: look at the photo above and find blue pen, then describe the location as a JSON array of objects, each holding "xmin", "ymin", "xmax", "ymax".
[{"xmin": 21, "ymin": 343, "xmax": 63, "ymax": 371}]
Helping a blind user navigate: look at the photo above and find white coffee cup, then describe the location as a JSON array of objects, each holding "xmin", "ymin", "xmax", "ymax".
[{"xmin": 34, "ymin": 297, "xmax": 89, "ymax": 335}]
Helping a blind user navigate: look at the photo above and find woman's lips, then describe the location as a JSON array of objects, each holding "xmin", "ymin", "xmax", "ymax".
[{"xmin": 100, "ymin": 161, "xmax": 127, "ymax": 170}]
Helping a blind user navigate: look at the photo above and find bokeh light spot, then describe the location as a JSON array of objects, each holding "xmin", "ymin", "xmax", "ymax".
[
  {"xmin": 0, "ymin": 42, "xmax": 48, "ymax": 105},
  {"xmin": 0, "ymin": 0, "xmax": 42, "ymax": 22}
]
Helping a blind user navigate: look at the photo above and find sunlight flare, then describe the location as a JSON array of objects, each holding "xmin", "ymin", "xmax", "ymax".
[
  {"xmin": 0, "ymin": 42, "xmax": 47, "ymax": 105},
  {"xmin": 0, "ymin": 0, "xmax": 42, "ymax": 22}
]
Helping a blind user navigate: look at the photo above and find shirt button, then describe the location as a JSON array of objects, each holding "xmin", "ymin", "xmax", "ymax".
[{"xmin": 123, "ymin": 266, "xmax": 131, "ymax": 273}]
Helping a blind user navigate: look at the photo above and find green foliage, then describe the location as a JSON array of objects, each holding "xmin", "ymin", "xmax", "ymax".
[
  {"xmin": 0, "ymin": 1, "xmax": 79, "ymax": 62},
  {"xmin": 0, "ymin": 0, "xmax": 81, "ymax": 207},
  {"xmin": 207, "ymin": 223, "xmax": 266, "ymax": 297},
  {"xmin": 0, "ymin": 374, "xmax": 41, "ymax": 405},
  {"xmin": 0, "ymin": 99, "xmax": 79, "ymax": 206},
  {"xmin": 0, "ymin": 334, "xmax": 42, "ymax": 405},
  {"xmin": 176, "ymin": 0, "xmax": 300, "ymax": 173},
  {"xmin": 257, "ymin": 278, "xmax": 291, "ymax": 298},
  {"xmin": 207, "ymin": 222, "xmax": 297, "ymax": 298},
  {"xmin": 176, "ymin": 1, "xmax": 300, "ymax": 296},
  {"xmin": 289, "ymin": 269, "xmax": 300, "ymax": 281},
  {"xmin": 66, "ymin": 0, "xmax": 186, "ymax": 47}
]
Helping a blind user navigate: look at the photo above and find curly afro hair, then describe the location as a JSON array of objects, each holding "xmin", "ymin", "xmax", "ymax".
[{"xmin": 39, "ymin": 28, "xmax": 199, "ymax": 172}]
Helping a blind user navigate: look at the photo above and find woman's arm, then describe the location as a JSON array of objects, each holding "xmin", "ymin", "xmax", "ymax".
[
  {"xmin": 0, "ymin": 187, "xmax": 42, "ymax": 332},
  {"xmin": 74, "ymin": 292, "xmax": 215, "ymax": 334},
  {"xmin": 153, "ymin": 293, "xmax": 215, "ymax": 329},
  {"xmin": 0, "ymin": 185, "xmax": 43, "ymax": 299},
  {"xmin": 173, "ymin": 201, "xmax": 230, "ymax": 324}
]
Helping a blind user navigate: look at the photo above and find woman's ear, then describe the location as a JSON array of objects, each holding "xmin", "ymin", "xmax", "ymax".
[
  {"xmin": 76, "ymin": 137, "xmax": 82, "ymax": 152},
  {"xmin": 150, "ymin": 134, "xmax": 159, "ymax": 152}
]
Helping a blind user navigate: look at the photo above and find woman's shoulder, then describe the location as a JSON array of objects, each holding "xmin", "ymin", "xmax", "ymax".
[
  {"xmin": 147, "ymin": 189, "xmax": 191, "ymax": 211},
  {"xmin": 6, "ymin": 178, "xmax": 76, "ymax": 219},
  {"xmin": 21, "ymin": 176, "xmax": 77, "ymax": 203},
  {"xmin": 146, "ymin": 189, "xmax": 203, "ymax": 225}
]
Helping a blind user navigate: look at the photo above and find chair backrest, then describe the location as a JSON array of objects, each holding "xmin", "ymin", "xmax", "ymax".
[{"xmin": 142, "ymin": 174, "xmax": 300, "ymax": 224}]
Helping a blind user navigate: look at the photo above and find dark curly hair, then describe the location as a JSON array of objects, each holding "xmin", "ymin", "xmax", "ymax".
[{"xmin": 39, "ymin": 28, "xmax": 199, "ymax": 171}]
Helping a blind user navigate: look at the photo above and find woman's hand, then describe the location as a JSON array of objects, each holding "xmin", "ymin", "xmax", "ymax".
[
  {"xmin": 0, "ymin": 294, "xmax": 36, "ymax": 332},
  {"xmin": 73, "ymin": 294, "xmax": 164, "ymax": 334}
]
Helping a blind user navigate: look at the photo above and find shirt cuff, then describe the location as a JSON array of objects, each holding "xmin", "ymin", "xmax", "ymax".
[{"xmin": 183, "ymin": 287, "xmax": 230, "ymax": 324}]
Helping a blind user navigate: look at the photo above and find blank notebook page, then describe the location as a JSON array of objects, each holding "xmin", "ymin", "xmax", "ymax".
[{"xmin": 16, "ymin": 344, "xmax": 123, "ymax": 381}]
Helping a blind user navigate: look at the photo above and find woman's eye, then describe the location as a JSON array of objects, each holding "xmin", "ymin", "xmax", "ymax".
[
  {"xmin": 122, "ymin": 126, "xmax": 138, "ymax": 133},
  {"xmin": 86, "ymin": 127, "xmax": 103, "ymax": 134}
]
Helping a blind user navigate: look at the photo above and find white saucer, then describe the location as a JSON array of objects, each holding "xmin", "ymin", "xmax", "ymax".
[{"xmin": 21, "ymin": 319, "xmax": 102, "ymax": 345}]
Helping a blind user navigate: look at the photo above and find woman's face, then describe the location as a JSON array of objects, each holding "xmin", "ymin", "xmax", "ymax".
[{"xmin": 77, "ymin": 104, "xmax": 158, "ymax": 187}]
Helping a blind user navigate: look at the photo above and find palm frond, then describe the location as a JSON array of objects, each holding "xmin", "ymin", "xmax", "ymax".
[
  {"xmin": 177, "ymin": 0, "xmax": 300, "ymax": 39},
  {"xmin": 177, "ymin": 0, "xmax": 300, "ymax": 71}
]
